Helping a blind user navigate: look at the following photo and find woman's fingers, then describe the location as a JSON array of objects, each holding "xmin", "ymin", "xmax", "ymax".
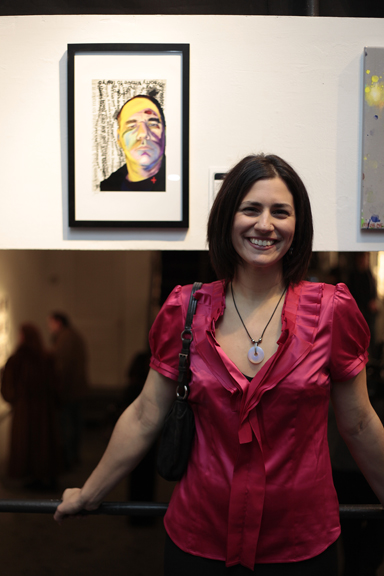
[{"xmin": 53, "ymin": 488, "xmax": 84, "ymax": 523}]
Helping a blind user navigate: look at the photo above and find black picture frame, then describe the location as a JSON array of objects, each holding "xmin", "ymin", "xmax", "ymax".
[{"xmin": 67, "ymin": 43, "xmax": 189, "ymax": 228}]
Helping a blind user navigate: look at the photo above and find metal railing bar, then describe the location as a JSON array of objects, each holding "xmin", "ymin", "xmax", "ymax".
[
  {"xmin": 0, "ymin": 500, "xmax": 168, "ymax": 516},
  {"xmin": 340, "ymin": 504, "xmax": 384, "ymax": 519},
  {"xmin": 0, "ymin": 500, "xmax": 383, "ymax": 519}
]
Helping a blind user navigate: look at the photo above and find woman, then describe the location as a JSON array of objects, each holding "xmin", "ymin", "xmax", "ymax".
[
  {"xmin": 1, "ymin": 323, "xmax": 60, "ymax": 489},
  {"xmin": 54, "ymin": 154, "xmax": 384, "ymax": 575}
]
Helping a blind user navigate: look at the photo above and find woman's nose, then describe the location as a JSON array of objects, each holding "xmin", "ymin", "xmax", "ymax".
[{"xmin": 254, "ymin": 211, "xmax": 274, "ymax": 231}]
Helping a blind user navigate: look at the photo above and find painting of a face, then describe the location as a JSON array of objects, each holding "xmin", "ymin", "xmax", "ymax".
[{"xmin": 117, "ymin": 97, "xmax": 165, "ymax": 176}]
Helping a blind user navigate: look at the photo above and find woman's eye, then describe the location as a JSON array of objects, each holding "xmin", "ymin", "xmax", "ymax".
[
  {"xmin": 273, "ymin": 210, "xmax": 289, "ymax": 217},
  {"xmin": 242, "ymin": 207, "xmax": 259, "ymax": 215}
]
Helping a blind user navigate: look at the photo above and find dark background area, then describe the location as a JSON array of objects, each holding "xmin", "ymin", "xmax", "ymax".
[{"xmin": 1, "ymin": 0, "xmax": 383, "ymax": 17}]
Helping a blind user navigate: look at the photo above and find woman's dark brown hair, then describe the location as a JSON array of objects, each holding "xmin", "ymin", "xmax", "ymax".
[{"xmin": 207, "ymin": 153, "xmax": 313, "ymax": 285}]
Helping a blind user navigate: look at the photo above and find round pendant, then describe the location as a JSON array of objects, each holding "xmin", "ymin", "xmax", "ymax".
[{"xmin": 247, "ymin": 345, "xmax": 265, "ymax": 365}]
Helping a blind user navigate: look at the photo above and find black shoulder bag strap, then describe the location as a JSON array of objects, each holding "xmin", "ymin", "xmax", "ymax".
[
  {"xmin": 156, "ymin": 281, "xmax": 203, "ymax": 481},
  {"xmin": 176, "ymin": 281, "xmax": 203, "ymax": 400}
]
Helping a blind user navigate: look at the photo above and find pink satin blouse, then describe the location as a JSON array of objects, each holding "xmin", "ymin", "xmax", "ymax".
[{"xmin": 149, "ymin": 280, "xmax": 370, "ymax": 569}]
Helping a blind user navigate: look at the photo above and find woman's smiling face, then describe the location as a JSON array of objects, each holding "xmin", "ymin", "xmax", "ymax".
[{"xmin": 231, "ymin": 177, "xmax": 296, "ymax": 274}]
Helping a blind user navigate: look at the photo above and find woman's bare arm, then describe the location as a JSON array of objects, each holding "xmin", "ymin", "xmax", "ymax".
[
  {"xmin": 331, "ymin": 367, "xmax": 384, "ymax": 504},
  {"xmin": 54, "ymin": 368, "xmax": 175, "ymax": 522}
]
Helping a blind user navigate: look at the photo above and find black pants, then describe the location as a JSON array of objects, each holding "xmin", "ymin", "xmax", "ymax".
[{"xmin": 164, "ymin": 534, "xmax": 339, "ymax": 576}]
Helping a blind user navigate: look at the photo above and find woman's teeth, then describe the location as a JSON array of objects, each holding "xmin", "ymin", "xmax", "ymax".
[{"xmin": 250, "ymin": 239, "xmax": 274, "ymax": 247}]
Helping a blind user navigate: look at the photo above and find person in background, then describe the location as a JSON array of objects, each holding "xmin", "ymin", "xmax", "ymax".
[
  {"xmin": 55, "ymin": 154, "xmax": 384, "ymax": 576},
  {"xmin": 1, "ymin": 323, "xmax": 60, "ymax": 490},
  {"xmin": 48, "ymin": 312, "xmax": 88, "ymax": 470}
]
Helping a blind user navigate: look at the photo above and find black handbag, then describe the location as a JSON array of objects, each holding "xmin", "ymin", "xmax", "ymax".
[{"xmin": 156, "ymin": 282, "xmax": 203, "ymax": 481}]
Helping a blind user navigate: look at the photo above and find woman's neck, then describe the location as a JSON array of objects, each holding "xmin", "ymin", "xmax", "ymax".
[{"xmin": 232, "ymin": 265, "xmax": 285, "ymax": 303}]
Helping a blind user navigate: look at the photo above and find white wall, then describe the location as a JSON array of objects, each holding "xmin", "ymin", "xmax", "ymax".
[{"xmin": 1, "ymin": 15, "xmax": 384, "ymax": 251}]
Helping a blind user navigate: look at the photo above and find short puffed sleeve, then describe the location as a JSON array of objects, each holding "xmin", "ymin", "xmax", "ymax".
[
  {"xmin": 149, "ymin": 285, "xmax": 186, "ymax": 381},
  {"xmin": 329, "ymin": 283, "xmax": 370, "ymax": 382}
]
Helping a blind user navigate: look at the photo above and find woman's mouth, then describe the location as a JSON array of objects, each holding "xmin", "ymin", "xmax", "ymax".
[{"xmin": 249, "ymin": 238, "xmax": 276, "ymax": 247}]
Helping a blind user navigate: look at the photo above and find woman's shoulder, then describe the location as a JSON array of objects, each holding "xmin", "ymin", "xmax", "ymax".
[
  {"xmin": 179, "ymin": 279, "xmax": 224, "ymax": 293},
  {"xmin": 288, "ymin": 281, "xmax": 359, "ymax": 320},
  {"xmin": 164, "ymin": 280, "xmax": 224, "ymax": 304},
  {"xmin": 293, "ymin": 281, "xmax": 363, "ymax": 326},
  {"xmin": 156, "ymin": 281, "xmax": 225, "ymax": 328},
  {"xmin": 294, "ymin": 280, "xmax": 351, "ymax": 298}
]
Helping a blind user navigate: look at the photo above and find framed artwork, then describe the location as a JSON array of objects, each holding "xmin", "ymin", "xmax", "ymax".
[
  {"xmin": 361, "ymin": 47, "xmax": 384, "ymax": 230},
  {"xmin": 67, "ymin": 43, "xmax": 189, "ymax": 228}
]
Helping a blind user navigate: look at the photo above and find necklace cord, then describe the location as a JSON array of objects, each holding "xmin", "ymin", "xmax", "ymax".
[{"xmin": 231, "ymin": 283, "xmax": 287, "ymax": 346}]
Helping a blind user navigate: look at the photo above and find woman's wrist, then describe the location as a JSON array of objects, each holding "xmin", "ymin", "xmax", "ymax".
[
  {"xmin": 79, "ymin": 477, "xmax": 107, "ymax": 510},
  {"xmin": 79, "ymin": 489, "xmax": 101, "ymax": 511}
]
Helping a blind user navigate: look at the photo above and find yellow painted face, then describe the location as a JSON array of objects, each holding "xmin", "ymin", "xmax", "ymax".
[{"xmin": 117, "ymin": 97, "xmax": 165, "ymax": 175}]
